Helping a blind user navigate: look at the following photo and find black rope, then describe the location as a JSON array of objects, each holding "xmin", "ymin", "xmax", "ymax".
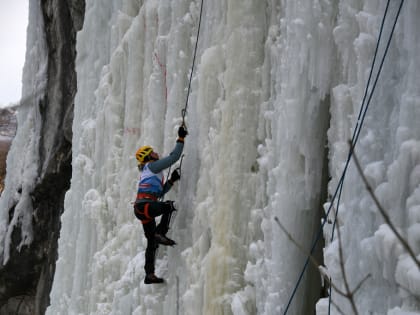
[
  {"xmin": 283, "ymin": 1, "xmax": 404, "ymax": 313},
  {"xmin": 328, "ymin": 277, "xmax": 332, "ymax": 315},
  {"xmin": 181, "ymin": 0, "xmax": 204, "ymax": 127},
  {"xmin": 162, "ymin": 0, "xmax": 204, "ymax": 196},
  {"xmin": 330, "ymin": 0, "xmax": 392, "ymax": 241},
  {"xmin": 166, "ymin": 0, "xmax": 203, "ymax": 185},
  {"xmin": 331, "ymin": 0, "xmax": 398, "ymax": 240},
  {"xmin": 176, "ymin": 154, "xmax": 185, "ymax": 177},
  {"xmin": 161, "ymin": 156, "xmax": 184, "ymax": 227},
  {"xmin": 161, "ymin": 154, "xmax": 184, "ymax": 202}
]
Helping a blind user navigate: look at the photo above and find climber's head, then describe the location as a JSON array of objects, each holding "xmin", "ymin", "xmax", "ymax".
[{"xmin": 136, "ymin": 145, "xmax": 159, "ymax": 165}]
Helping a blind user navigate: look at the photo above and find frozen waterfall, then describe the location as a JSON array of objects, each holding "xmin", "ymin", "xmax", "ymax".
[{"xmin": 1, "ymin": 0, "xmax": 419, "ymax": 314}]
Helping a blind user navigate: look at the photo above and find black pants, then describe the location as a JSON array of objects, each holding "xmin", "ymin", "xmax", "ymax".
[{"xmin": 134, "ymin": 201, "xmax": 174, "ymax": 274}]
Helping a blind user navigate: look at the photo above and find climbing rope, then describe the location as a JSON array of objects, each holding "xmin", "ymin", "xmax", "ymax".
[
  {"xmin": 165, "ymin": 0, "xmax": 204, "ymax": 184},
  {"xmin": 148, "ymin": 0, "xmax": 205, "ymax": 272},
  {"xmin": 283, "ymin": 1, "xmax": 404, "ymax": 314},
  {"xmin": 181, "ymin": 0, "xmax": 204, "ymax": 128},
  {"xmin": 330, "ymin": 0, "xmax": 398, "ymax": 240},
  {"xmin": 163, "ymin": 154, "xmax": 185, "ymax": 191},
  {"xmin": 161, "ymin": 0, "xmax": 204, "ymax": 199}
]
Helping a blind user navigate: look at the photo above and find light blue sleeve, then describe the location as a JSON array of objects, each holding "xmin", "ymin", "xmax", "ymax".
[{"xmin": 148, "ymin": 142, "xmax": 184, "ymax": 173}]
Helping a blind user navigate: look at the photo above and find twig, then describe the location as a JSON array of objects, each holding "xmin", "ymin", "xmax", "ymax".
[
  {"xmin": 350, "ymin": 142, "xmax": 420, "ymax": 270},
  {"xmin": 274, "ymin": 216, "xmax": 370, "ymax": 313},
  {"xmin": 330, "ymin": 299, "xmax": 346, "ymax": 315},
  {"xmin": 396, "ymin": 281, "xmax": 420, "ymax": 304},
  {"xmin": 15, "ymin": 295, "xmax": 25, "ymax": 315},
  {"xmin": 274, "ymin": 217, "xmax": 320, "ymax": 270},
  {"xmin": 335, "ymin": 218, "xmax": 359, "ymax": 315},
  {"xmin": 352, "ymin": 274, "xmax": 371, "ymax": 295}
]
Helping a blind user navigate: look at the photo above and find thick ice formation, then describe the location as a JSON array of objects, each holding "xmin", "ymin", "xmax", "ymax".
[{"xmin": 1, "ymin": 0, "xmax": 418, "ymax": 314}]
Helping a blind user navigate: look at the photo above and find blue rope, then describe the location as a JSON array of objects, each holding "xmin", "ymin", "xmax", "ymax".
[
  {"xmin": 330, "ymin": 0, "xmax": 391, "ymax": 240},
  {"xmin": 282, "ymin": 1, "xmax": 404, "ymax": 313},
  {"xmin": 331, "ymin": 0, "xmax": 405, "ymax": 240}
]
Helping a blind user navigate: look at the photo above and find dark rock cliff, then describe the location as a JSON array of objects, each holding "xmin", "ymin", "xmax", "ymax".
[{"xmin": 0, "ymin": 1, "xmax": 85, "ymax": 314}]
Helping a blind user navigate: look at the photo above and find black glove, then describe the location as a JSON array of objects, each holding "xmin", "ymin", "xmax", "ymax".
[
  {"xmin": 178, "ymin": 125, "xmax": 188, "ymax": 138},
  {"xmin": 169, "ymin": 169, "xmax": 180, "ymax": 183}
]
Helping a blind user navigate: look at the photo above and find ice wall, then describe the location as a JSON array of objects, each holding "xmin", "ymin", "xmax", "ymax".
[
  {"xmin": 44, "ymin": 0, "xmax": 420, "ymax": 315},
  {"xmin": 320, "ymin": 1, "xmax": 420, "ymax": 314}
]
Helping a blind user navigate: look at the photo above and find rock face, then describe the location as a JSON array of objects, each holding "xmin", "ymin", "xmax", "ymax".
[
  {"xmin": 0, "ymin": 109, "xmax": 16, "ymax": 194},
  {"xmin": 0, "ymin": 1, "xmax": 85, "ymax": 314}
]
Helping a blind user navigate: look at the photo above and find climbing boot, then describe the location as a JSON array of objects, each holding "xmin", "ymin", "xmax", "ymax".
[
  {"xmin": 164, "ymin": 200, "xmax": 177, "ymax": 213},
  {"xmin": 155, "ymin": 233, "xmax": 176, "ymax": 246},
  {"xmin": 144, "ymin": 273, "xmax": 164, "ymax": 284}
]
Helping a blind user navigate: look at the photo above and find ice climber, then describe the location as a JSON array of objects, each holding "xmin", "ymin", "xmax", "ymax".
[{"xmin": 134, "ymin": 125, "xmax": 188, "ymax": 284}]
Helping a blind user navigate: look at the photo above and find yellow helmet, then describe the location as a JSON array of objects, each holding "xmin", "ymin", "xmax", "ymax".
[{"xmin": 136, "ymin": 145, "xmax": 153, "ymax": 164}]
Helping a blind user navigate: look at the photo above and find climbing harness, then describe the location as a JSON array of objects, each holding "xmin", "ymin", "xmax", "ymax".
[
  {"xmin": 282, "ymin": 1, "xmax": 405, "ymax": 314},
  {"xmin": 134, "ymin": 203, "xmax": 153, "ymax": 224}
]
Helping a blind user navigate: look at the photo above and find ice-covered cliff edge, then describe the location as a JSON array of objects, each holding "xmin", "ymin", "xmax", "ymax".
[
  {"xmin": 48, "ymin": 0, "xmax": 420, "ymax": 314},
  {"xmin": 0, "ymin": 0, "xmax": 84, "ymax": 314},
  {"xmin": 0, "ymin": 109, "xmax": 16, "ymax": 194}
]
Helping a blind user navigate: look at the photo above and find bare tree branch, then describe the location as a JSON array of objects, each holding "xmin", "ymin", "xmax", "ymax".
[
  {"xmin": 396, "ymin": 281, "xmax": 420, "ymax": 304},
  {"xmin": 274, "ymin": 216, "xmax": 370, "ymax": 314},
  {"xmin": 335, "ymin": 217, "xmax": 359, "ymax": 315},
  {"xmin": 352, "ymin": 274, "xmax": 371, "ymax": 295},
  {"xmin": 330, "ymin": 299, "xmax": 346, "ymax": 315},
  {"xmin": 350, "ymin": 142, "xmax": 420, "ymax": 270}
]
